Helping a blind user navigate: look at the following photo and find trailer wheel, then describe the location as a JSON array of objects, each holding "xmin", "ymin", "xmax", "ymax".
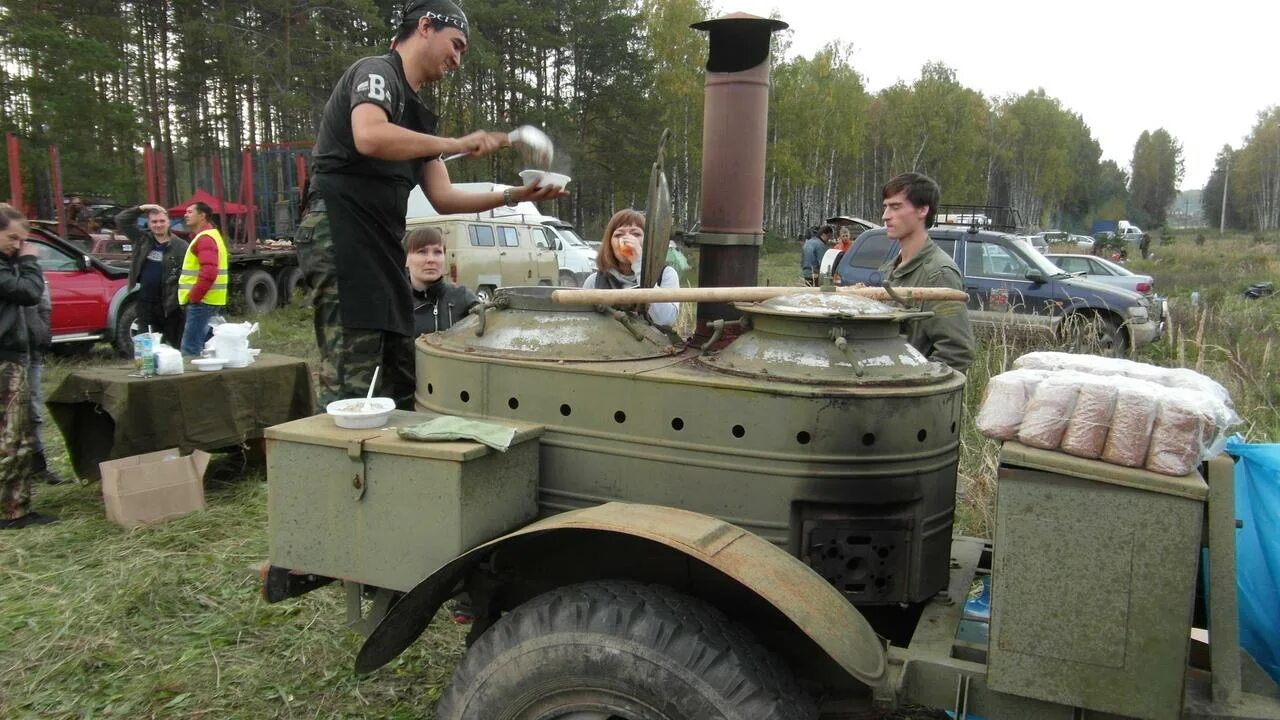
[
  {"xmin": 558, "ymin": 270, "xmax": 579, "ymax": 288},
  {"xmin": 241, "ymin": 268, "xmax": 279, "ymax": 314},
  {"xmin": 435, "ymin": 580, "xmax": 817, "ymax": 720},
  {"xmin": 275, "ymin": 266, "xmax": 303, "ymax": 306}
]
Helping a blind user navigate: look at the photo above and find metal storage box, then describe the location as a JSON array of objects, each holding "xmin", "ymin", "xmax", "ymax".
[
  {"xmin": 266, "ymin": 410, "xmax": 542, "ymax": 592},
  {"xmin": 988, "ymin": 442, "xmax": 1208, "ymax": 720}
]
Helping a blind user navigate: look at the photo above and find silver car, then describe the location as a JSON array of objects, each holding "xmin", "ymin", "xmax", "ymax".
[{"xmin": 1045, "ymin": 253, "xmax": 1154, "ymax": 295}]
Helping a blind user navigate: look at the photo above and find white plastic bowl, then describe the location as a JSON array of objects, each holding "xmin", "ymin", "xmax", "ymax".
[
  {"xmin": 192, "ymin": 358, "xmax": 228, "ymax": 372},
  {"xmin": 518, "ymin": 169, "xmax": 571, "ymax": 190},
  {"xmin": 325, "ymin": 397, "xmax": 396, "ymax": 429}
]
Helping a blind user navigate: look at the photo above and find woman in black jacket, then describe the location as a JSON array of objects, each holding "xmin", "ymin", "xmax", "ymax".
[
  {"xmin": 0, "ymin": 208, "xmax": 54, "ymax": 529},
  {"xmin": 405, "ymin": 227, "xmax": 478, "ymax": 336}
]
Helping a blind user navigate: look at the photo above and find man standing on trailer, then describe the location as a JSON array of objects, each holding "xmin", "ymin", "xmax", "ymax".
[
  {"xmin": 297, "ymin": 0, "xmax": 563, "ymax": 410},
  {"xmin": 878, "ymin": 172, "xmax": 974, "ymax": 371}
]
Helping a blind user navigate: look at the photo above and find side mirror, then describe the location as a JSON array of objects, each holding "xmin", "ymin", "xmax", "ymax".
[
  {"xmin": 80, "ymin": 254, "xmax": 91, "ymax": 270},
  {"xmin": 1025, "ymin": 269, "xmax": 1046, "ymax": 284}
]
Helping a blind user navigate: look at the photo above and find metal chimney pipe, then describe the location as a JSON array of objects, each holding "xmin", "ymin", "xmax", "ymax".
[{"xmin": 691, "ymin": 13, "xmax": 787, "ymax": 339}]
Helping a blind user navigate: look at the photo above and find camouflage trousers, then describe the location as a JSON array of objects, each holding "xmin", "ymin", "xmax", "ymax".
[
  {"xmin": 0, "ymin": 359, "xmax": 36, "ymax": 520},
  {"xmin": 295, "ymin": 211, "xmax": 415, "ymax": 410}
]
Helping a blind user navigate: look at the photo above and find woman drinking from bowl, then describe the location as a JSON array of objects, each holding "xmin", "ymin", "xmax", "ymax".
[{"xmin": 582, "ymin": 209, "xmax": 678, "ymax": 327}]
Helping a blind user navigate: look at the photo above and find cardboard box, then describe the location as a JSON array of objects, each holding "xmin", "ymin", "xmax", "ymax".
[{"xmin": 100, "ymin": 449, "xmax": 211, "ymax": 528}]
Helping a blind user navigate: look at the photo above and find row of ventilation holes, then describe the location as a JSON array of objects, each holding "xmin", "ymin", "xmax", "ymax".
[{"xmin": 427, "ymin": 384, "xmax": 955, "ymax": 446}]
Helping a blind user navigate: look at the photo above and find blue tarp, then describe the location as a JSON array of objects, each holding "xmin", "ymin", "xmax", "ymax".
[{"xmin": 1225, "ymin": 438, "xmax": 1280, "ymax": 684}]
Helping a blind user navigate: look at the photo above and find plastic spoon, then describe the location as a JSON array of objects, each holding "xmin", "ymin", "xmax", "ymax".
[{"xmin": 361, "ymin": 366, "xmax": 380, "ymax": 412}]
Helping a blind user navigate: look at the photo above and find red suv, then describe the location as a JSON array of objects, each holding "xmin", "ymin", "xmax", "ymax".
[{"xmin": 26, "ymin": 225, "xmax": 136, "ymax": 355}]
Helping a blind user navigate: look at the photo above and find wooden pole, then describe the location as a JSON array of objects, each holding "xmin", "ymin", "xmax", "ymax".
[{"xmin": 551, "ymin": 285, "xmax": 968, "ymax": 305}]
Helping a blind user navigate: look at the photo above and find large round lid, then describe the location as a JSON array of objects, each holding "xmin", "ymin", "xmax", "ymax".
[
  {"xmin": 423, "ymin": 286, "xmax": 679, "ymax": 362},
  {"xmin": 699, "ymin": 291, "xmax": 952, "ymax": 384}
]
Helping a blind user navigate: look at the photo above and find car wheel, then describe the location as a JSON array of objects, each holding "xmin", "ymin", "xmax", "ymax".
[
  {"xmin": 1061, "ymin": 312, "xmax": 1127, "ymax": 357},
  {"xmin": 558, "ymin": 271, "xmax": 579, "ymax": 288},
  {"xmin": 113, "ymin": 299, "xmax": 138, "ymax": 357},
  {"xmin": 436, "ymin": 580, "xmax": 817, "ymax": 720},
  {"xmin": 475, "ymin": 286, "xmax": 496, "ymax": 304},
  {"xmin": 275, "ymin": 266, "xmax": 303, "ymax": 306},
  {"xmin": 241, "ymin": 267, "xmax": 279, "ymax": 314}
]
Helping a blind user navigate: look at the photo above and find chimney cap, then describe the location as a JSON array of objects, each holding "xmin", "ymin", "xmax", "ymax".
[{"xmin": 691, "ymin": 12, "xmax": 788, "ymax": 33}]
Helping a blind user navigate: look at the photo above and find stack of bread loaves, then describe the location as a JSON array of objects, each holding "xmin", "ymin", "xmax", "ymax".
[{"xmin": 976, "ymin": 352, "xmax": 1239, "ymax": 476}]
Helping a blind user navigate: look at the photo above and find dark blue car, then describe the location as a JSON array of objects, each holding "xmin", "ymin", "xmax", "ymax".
[{"xmin": 833, "ymin": 226, "xmax": 1165, "ymax": 355}]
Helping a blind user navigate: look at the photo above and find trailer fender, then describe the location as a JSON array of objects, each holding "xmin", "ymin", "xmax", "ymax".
[{"xmin": 356, "ymin": 502, "xmax": 886, "ymax": 688}]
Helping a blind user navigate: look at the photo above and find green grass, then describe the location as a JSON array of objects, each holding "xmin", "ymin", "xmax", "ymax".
[{"xmin": 4, "ymin": 231, "xmax": 1278, "ymax": 717}]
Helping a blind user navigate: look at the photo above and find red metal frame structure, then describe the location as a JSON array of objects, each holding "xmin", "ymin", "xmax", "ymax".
[
  {"xmin": 6, "ymin": 132, "xmax": 23, "ymax": 214},
  {"xmin": 5, "ymin": 132, "xmax": 68, "ymax": 236}
]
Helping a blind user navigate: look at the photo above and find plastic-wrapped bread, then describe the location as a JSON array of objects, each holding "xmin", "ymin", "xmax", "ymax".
[
  {"xmin": 1060, "ymin": 377, "xmax": 1118, "ymax": 459},
  {"xmin": 1146, "ymin": 390, "xmax": 1215, "ymax": 476},
  {"xmin": 1101, "ymin": 382, "xmax": 1160, "ymax": 467},
  {"xmin": 1017, "ymin": 373, "xmax": 1082, "ymax": 450},
  {"xmin": 975, "ymin": 369, "xmax": 1048, "ymax": 440},
  {"xmin": 1014, "ymin": 352, "xmax": 1242, "ymax": 458}
]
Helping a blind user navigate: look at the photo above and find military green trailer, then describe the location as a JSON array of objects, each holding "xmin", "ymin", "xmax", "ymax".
[
  {"xmin": 262, "ymin": 281, "xmax": 1280, "ymax": 720},
  {"xmin": 261, "ymin": 10, "xmax": 1279, "ymax": 720}
]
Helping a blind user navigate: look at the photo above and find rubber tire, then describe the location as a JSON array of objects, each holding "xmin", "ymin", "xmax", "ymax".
[
  {"xmin": 241, "ymin": 267, "xmax": 279, "ymax": 314},
  {"xmin": 435, "ymin": 580, "xmax": 817, "ymax": 720},
  {"xmin": 475, "ymin": 286, "xmax": 496, "ymax": 304},
  {"xmin": 113, "ymin": 299, "xmax": 138, "ymax": 357},
  {"xmin": 559, "ymin": 270, "xmax": 580, "ymax": 288},
  {"xmin": 275, "ymin": 266, "xmax": 303, "ymax": 306},
  {"xmin": 1062, "ymin": 311, "xmax": 1128, "ymax": 357}
]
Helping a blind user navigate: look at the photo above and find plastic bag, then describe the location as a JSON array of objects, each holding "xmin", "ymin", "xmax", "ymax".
[
  {"xmin": 1017, "ymin": 373, "xmax": 1082, "ymax": 450},
  {"xmin": 1223, "ymin": 438, "xmax": 1280, "ymax": 685},
  {"xmin": 1060, "ymin": 376, "xmax": 1118, "ymax": 459},
  {"xmin": 1013, "ymin": 351, "xmax": 1241, "ymax": 455},
  {"xmin": 974, "ymin": 369, "xmax": 1047, "ymax": 440},
  {"xmin": 1101, "ymin": 382, "xmax": 1159, "ymax": 468},
  {"xmin": 988, "ymin": 353, "xmax": 1241, "ymax": 473},
  {"xmin": 154, "ymin": 344, "xmax": 184, "ymax": 375}
]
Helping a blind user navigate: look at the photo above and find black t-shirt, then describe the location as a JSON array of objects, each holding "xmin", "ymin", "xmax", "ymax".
[{"xmin": 311, "ymin": 52, "xmax": 440, "ymax": 335}]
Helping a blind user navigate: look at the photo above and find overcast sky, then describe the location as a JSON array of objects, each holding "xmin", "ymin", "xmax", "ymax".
[{"xmin": 716, "ymin": 0, "xmax": 1277, "ymax": 190}]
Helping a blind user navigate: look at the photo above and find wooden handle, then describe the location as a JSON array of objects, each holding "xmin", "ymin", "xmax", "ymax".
[{"xmin": 550, "ymin": 285, "xmax": 968, "ymax": 305}]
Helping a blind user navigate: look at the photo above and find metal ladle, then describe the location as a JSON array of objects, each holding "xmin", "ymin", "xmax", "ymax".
[{"xmin": 443, "ymin": 125, "xmax": 553, "ymax": 168}]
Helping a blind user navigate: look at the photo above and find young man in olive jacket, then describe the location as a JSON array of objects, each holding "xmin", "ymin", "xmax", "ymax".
[
  {"xmin": 878, "ymin": 173, "xmax": 975, "ymax": 372},
  {"xmin": 118, "ymin": 203, "xmax": 189, "ymax": 347}
]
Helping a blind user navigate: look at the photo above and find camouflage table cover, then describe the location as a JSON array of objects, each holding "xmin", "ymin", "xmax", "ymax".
[{"xmin": 47, "ymin": 354, "xmax": 314, "ymax": 480}]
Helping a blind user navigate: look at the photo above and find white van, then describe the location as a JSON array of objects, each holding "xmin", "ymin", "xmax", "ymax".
[{"xmin": 535, "ymin": 216, "xmax": 596, "ymax": 287}]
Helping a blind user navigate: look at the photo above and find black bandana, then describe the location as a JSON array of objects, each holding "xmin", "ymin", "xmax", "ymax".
[{"xmin": 402, "ymin": 0, "xmax": 469, "ymax": 38}]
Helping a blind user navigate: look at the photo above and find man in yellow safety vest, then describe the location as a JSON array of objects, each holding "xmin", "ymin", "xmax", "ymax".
[{"xmin": 177, "ymin": 201, "xmax": 228, "ymax": 356}]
